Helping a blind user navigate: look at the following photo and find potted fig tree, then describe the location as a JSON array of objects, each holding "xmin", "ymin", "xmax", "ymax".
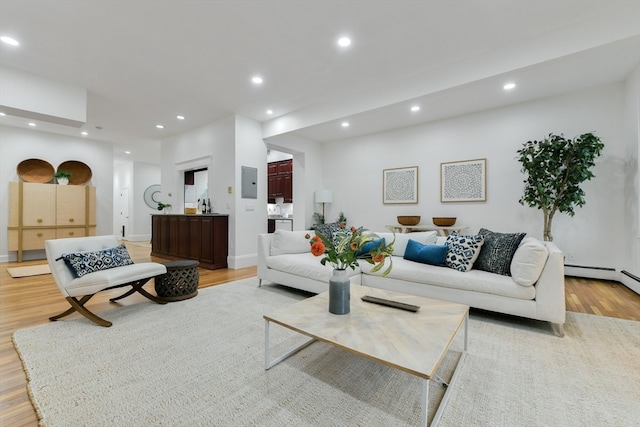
[{"xmin": 516, "ymin": 132, "xmax": 604, "ymax": 241}]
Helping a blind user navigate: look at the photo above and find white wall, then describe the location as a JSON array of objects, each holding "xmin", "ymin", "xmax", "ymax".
[
  {"xmin": 623, "ymin": 65, "xmax": 639, "ymax": 289},
  {"xmin": 234, "ymin": 115, "xmax": 268, "ymax": 267},
  {"xmin": 318, "ymin": 83, "xmax": 629, "ymax": 275},
  {"xmin": 0, "ymin": 125, "xmax": 114, "ymax": 261},
  {"xmin": 160, "ymin": 115, "xmax": 241, "ymax": 266}
]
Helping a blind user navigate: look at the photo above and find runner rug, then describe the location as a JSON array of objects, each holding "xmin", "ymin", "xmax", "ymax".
[
  {"xmin": 7, "ymin": 264, "xmax": 50, "ymax": 278},
  {"xmin": 12, "ymin": 278, "xmax": 640, "ymax": 426}
]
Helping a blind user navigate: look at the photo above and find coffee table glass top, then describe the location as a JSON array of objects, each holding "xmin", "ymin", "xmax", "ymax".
[{"xmin": 264, "ymin": 285, "xmax": 469, "ymax": 379}]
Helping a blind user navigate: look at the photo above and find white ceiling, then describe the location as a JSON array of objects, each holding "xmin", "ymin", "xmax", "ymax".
[{"xmin": 0, "ymin": 1, "xmax": 638, "ymax": 163}]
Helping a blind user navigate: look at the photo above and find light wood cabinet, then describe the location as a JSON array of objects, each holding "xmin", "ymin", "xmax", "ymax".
[{"xmin": 8, "ymin": 182, "xmax": 97, "ymax": 262}]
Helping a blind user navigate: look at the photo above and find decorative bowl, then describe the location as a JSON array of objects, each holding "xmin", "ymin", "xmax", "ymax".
[
  {"xmin": 433, "ymin": 217, "xmax": 456, "ymax": 226},
  {"xmin": 58, "ymin": 160, "xmax": 92, "ymax": 185},
  {"xmin": 17, "ymin": 158, "xmax": 55, "ymax": 183},
  {"xmin": 397, "ymin": 216, "xmax": 421, "ymax": 226}
]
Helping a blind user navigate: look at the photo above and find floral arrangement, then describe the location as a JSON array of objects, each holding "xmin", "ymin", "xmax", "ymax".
[{"xmin": 306, "ymin": 224, "xmax": 395, "ymax": 276}]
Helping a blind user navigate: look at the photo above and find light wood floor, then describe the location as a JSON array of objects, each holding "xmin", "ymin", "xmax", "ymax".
[{"xmin": 1, "ymin": 242, "xmax": 639, "ymax": 426}]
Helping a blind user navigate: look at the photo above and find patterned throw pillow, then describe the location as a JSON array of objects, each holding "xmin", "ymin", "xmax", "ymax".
[
  {"xmin": 444, "ymin": 231, "xmax": 485, "ymax": 272},
  {"xmin": 62, "ymin": 244, "xmax": 134, "ymax": 278},
  {"xmin": 475, "ymin": 228, "xmax": 526, "ymax": 276},
  {"xmin": 312, "ymin": 222, "xmax": 343, "ymax": 243}
]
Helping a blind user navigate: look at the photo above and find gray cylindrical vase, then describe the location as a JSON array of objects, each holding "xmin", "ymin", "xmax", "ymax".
[{"xmin": 329, "ymin": 269, "xmax": 350, "ymax": 315}]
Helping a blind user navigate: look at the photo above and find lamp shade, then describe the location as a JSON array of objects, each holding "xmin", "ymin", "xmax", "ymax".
[{"xmin": 315, "ymin": 189, "xmax": 333, "ymax": 203}]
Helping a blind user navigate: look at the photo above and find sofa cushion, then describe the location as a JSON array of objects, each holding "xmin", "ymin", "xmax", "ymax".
[
  {"xmin": 377, "ymin": 231, "xmax": 437, "ymax": 256},
  {"xmin": 510, "ymin": 237, "xmax": 549, "ymax": 286},
  {"xmin": 266, "ymin": 252, "xmax": 361, "ymax": 283},
  {"xmin": 445, "ymin": 231, "xmax": 484, "ymax": 272},
  {"xmin": 403, "ymin": 240, "xmax": 448, "ymax": 266},
  {"xmin": 270, "ymin": 230, "xmax": 311, "ymax": 256},
  {"xmin": 360, "ymin": 257, "xmax": 536, "ymax": 300},
  {"xmin": 61, "ymin": 244, "xmax": 134, "ymax": 278},
  {"xmin": 475, "ymin": 228, "xmax": 526, "ymax": 276}
]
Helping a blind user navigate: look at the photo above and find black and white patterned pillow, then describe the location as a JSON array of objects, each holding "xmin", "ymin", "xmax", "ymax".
[
  {"xmin": 475, "ymin": 228, "xmax": 526, "ymax": 276},
  {"xmin": 62, "ymin": 244, "xmax": 134, "ymax": 278},
  {"xmin": 445, "ymin": 231, "xmax": 485, "ymax": 272},
  {"xmin": 313, "ymin": 222, "xmax": 342, "ymax": 242}
]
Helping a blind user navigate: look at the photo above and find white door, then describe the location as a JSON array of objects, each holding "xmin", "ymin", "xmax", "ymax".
[{"xmin": 119, "ymin": 188, "xmax": 129, "ymax": 239}]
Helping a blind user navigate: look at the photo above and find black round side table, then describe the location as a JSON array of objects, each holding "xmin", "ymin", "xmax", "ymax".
[{"xmin": 155, "ymin": 260, "xmax": 200, "ymax": 301}]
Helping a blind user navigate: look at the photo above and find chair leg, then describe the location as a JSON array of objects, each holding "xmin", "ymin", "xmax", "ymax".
[
  {"xmin": 109, "ymin": 277, "xmax": 167, "ymax": 305},
  {"xmin": 51, "ymin": 276, "xmax": 167, "ymax": 327},
  {"xmin": 50, "ymin": 296, "xmax": 112, "ymax": 327}
]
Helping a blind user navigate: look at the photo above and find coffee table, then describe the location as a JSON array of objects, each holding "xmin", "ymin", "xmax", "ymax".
[{"xmin": 264, "ymin": 285, "xmax": 469, "ymax": 426}]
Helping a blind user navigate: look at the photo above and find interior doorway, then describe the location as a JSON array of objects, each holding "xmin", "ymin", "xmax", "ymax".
[
  {"xmin": 118, "ymin": 188, "xmax": 129, "ymax": 239},
  {"xmin": 184, "ymin": 168, "xmax": 208, "ymax": 212}
]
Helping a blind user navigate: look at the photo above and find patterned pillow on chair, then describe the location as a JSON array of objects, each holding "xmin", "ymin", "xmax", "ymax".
[{"xmin": 62, "ymin": 244, "xmax": 134, "ymax": 278}]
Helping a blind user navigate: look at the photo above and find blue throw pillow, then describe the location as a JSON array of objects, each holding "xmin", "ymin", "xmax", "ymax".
[
  {"xmin": 403, "ymin": 239, "xmax": 448, "ymax": 266},
  {"xmin": 355, "ymin": 238, "xmax": 385, "ymax": 257},
  {"xmin": 62, "ymin": 244, "xmax": 134, "ymax": 278}
]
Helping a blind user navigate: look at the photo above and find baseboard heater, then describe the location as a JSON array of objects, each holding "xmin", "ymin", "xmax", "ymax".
[
  {"xmin": 564, "ymin": 264, "xmax": 617, "ymax": 281},
  {"xmin": 564, "ymin": 264, "xmax": 616, "ymax": 271},
  {"xmin": 621, "ymin": 270, "xmax": 640, "ymax": 282}
]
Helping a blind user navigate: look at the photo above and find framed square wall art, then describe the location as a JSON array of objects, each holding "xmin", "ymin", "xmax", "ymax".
[
  {"xmin": 383, "ymin": 166, "xmax": 418, "ymax": 204},
  {"xmin": 440, "ymin": 158, "xmax": 486, "ymax": 202}
]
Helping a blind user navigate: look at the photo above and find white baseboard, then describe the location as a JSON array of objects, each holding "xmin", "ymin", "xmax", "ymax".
[
  {"xmin": 123, "ymin": 234, "xmax": 151, "ymax": 242},
  {"xmin": 228, "ymin": 253, "xmax": 257, "ymax": 269}
]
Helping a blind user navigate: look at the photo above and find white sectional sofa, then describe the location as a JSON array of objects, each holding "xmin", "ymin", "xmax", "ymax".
[{"xmin": 257, "ymin": 229, "xmax": 566, "ymax": 335}]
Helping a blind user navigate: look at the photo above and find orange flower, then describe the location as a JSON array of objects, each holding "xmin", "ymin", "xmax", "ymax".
[
  {"xmin": 350, "ymin": 226, "xmax": 357, "ymax": 233},
  {"xmin": 372, "ymin": 254, "xmax": 384, "ymax": 263},
  {"xmin": 339, "ymin": 223, "xmax": 346, "ymax": 229},
  {"xmin": 311, "ymin": 240, "xmax": 326, "ymax": 256},
  {"xmin": 350, "ymin": 242, "xmax": 358, "ymax": 250}
]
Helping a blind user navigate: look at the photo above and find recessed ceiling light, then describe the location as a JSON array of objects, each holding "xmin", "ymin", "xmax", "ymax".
[
  {"xmin": 0, "ymin": 112, "xmax": 6, "ymax": 116},
  {"xmin": 503, "ymin": 82, "xmax": 516, "ymax": 90},
  {"xmin": 0, "ymin": 36, "xmax": 19, "ymax": 46},
  {"xmin": 176, "ymin": 115, "xmax": 185, "ymax": 120},
  {"xmin": 338, "ymin": 37, "xmax": 351, "ymax": 47},
  {"xmin": 156, "ymin": 124, "xmax": 164, "ymax": 129},
  {"xmin": 81, "ymin": 131, "xmax": 88, "ymax": 136},
  {"xmin": 266, "ymin": 109, "xmax": 273, "ymax": 115},
  {"xmin": 341, "ymin": 121, "xmax": 350, "ymax": 128},
  {"xmin": 252, "ymin": 76, "xmax": 263, "ymax": 84},
  {"xmin": 28, "ymin": 122, "xmax": 36, "ymax": 127},
  {"xmin": 411, "ymin": 105, "xmax": 421, "ymax": 112},
  {"xmin": 125, "ymin": 151, "xmax": 131, "ymax": 154}
]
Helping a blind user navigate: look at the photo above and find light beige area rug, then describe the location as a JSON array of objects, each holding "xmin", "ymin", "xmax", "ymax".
[
  {"xmin": 12, "ymin": 278, "xmax": 640, "ymax": 426},
  {"xmin": 6, "ymin": 264, "xmax": 50, "ymax": 278}
]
